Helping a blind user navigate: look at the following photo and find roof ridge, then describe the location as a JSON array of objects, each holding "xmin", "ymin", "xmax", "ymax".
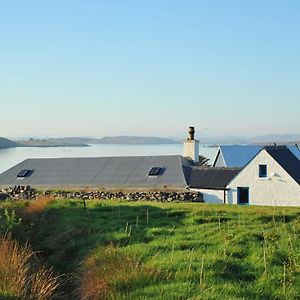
[{"xmin": 265, "ymin": 147, "xmax": 300, "ymax": 185}]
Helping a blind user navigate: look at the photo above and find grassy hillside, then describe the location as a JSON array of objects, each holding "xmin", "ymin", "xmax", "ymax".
[{"xmin": 1, "ymin": 199, "xmax": 300, "ymax": 299}]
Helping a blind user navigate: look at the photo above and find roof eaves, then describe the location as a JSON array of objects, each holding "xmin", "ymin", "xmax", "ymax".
[{"xmin": 264, "ymin": 146, "xmax": 300, "ymax": 185}]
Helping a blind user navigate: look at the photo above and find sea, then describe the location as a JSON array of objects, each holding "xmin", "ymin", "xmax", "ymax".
[{"xmin": 0, "ymin": 144, "xmax": 218, "ymax": 174}]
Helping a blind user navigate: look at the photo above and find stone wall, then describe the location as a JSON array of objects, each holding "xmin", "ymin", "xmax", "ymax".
[
  {"xmin": 0, "ymin": 186, "xmax": 36, "ymax": 200},
  {"xmin": 0, "ymin": 185, "xmax": 204, "ymax": 203}
]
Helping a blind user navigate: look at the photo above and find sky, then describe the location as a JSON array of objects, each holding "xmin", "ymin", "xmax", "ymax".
[{"xmin": 0, "ymin": 0, "xmax": 299, "ymax": 139}]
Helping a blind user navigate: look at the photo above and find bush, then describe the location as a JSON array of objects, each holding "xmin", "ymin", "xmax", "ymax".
[{"xmin": 0, "ymin": 208, "xmax": 22, "ymax": 235}]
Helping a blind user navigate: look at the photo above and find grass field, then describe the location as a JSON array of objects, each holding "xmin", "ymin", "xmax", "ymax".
[{"xmin": 1, "ymin": 198, "xmax": 300, "ymax": 299}]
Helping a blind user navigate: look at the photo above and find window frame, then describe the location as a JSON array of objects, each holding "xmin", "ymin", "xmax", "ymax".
[
  {"xmin": 259, "ymin": 164, "xmax": 268, "ymax": 178},
  {"xmin": 237, "ymin": 187, "xmax": 250, "ymax": 205},
  {"xmin": 16, "ymin": 169, "xmax": 33, "ymax": 179},
  {"xmin": 148, "ymin": 167, "xmax": 162, "ymax": 176}
]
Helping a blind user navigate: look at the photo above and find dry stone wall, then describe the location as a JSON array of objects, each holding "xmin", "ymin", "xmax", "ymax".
[{"xmin": 0, "ymin": 185, "xmax": 203, "ymax": 203}]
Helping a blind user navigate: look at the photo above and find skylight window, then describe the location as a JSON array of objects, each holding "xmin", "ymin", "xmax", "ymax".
[
  {"xmin": 17, "ymin": 169, "xmax": 33, "ymax": 178},
  {"xmin": 148, "ymin": 167, "xmax": 162, "ymax": 176}
]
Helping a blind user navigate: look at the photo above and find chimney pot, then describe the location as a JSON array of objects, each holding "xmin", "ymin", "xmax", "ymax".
[{"xmin": 188, "ymin": 126, "xmax": 195, "ymax": 140}]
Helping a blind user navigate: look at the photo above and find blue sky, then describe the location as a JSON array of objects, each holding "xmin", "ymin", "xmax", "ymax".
[{"xmin": 0, "ymin": 0, "xmax": 299, "ymax": 138}]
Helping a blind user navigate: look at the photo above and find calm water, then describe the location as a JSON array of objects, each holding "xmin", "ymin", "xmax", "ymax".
[{"xmin": 0, "ymin": 144, "xmax": 217, "ymax": 174}]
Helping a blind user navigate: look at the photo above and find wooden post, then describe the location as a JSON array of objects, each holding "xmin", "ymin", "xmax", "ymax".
[{"xmin": 146, "ymin": 209, "xmax": 149, "ymax": 225}]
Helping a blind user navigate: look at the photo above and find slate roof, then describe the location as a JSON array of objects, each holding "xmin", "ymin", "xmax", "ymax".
[
  {"xmin": 264, "ymin": 146, "xmax": 300, "ymax": 185},
  {"xmin": 213, "ymin": 145, "xmax": 262, "ymax": 168},
  {"xmin": 288, "ymin": 145, "xmax": 300, "ymax": 160},
  {"xmin": 189, "ymin": 167, "xmax": 241, "ymax": 189},
  {"xmin": 213, "ymin": 145, "xmax": 300, "ymax": 168},
  {"xmin": 0, "ymin": 155, "xmax": 192, "ymax": 190}
]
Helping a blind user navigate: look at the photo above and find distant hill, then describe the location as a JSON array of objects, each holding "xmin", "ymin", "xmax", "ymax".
[
  {"xmin": 250, "ymin": 134, "xmax": 300, "ymax": 145},
  {"xmin": 9, "ymin": 134, "xmax": 300, "ymax": 147},
  {"xmin": 16, "ymin": 138, "xmax": 89, "ymax": 147},
  {"xmin": 201, "ymin": 134, "xmax": 300, "ymax": 145},
  {"xmin": 18, "ymin": 136, "xmax": 180, "ymax": 145},
  {"xmin": 0, "ymin": 137, "xmax": 19, "ymax": 149},
  {"xmin": 201, "ymin": 136, "xmax": 250, "ymax": 145},
  {"xmin": 96, "ymin": 136, "xmax": 180, "ymax": 145}
]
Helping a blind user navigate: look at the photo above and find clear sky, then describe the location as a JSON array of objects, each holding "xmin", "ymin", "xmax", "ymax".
[{"xmin": 0, "ymin": 0, "xmax": 299, "ymax": 139}]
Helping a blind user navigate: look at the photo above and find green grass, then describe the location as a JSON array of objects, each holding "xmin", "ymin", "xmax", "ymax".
[{"xmin": 2, "ymin": 199, "xmax": 300, "ymax": 299}]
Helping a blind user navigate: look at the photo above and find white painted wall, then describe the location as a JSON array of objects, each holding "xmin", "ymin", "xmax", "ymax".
[
  {"xmin": 227, "ymin": 150, "xmax": 300, "ymax": 206},
  {"xmin": 213, "ymin": 150, "xmax": 226, "ymax": 167},
  {"xmin": 183, "ymin": 140, "xmax": 199, "ymax": 163},
  {"xmin": 191, "ymin": 188, "xmax": 225, "ymax": 204}
]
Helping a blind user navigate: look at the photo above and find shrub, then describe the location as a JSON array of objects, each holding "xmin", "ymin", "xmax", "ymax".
[{"xmin": 0, "ymin": 208, "xmax": 22, "ymax": 235}]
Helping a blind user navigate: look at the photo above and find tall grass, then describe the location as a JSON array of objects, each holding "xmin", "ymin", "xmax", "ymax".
[
  {"xmin": 80, "ymin": 245, "xmax": 160, "ymax": 300},
  {"xmin": 24, "ymin": 196, "xmax": 55, "ymax": 215},
  {"xmin": 0, "ymin": 234, "xmax": 32, "ymax": 297},
  {"xmin": 0, "ymin": 235, "xmax": 60, "ymax": 300}
]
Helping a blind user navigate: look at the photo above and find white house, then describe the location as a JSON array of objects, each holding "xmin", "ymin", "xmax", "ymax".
[
  {"xmin": 226, "ymin": 146, "xmax": 300, "ymax": 206},
  {"xmin": 1, "ymin": 126, "xmax": 300, "ymax": 207}
]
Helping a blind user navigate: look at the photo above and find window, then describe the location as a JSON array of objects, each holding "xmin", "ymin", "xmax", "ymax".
[
  {"xmin": 17, "ymin": 169, "xmax": 33, "ymax": 178},
  {"xmin": 148, "ymin": 167, "xmax": 162, "ymax": 176},
  {"xmin": 259, "ymin": 164, "xmax": 267, "ymax": 178},
  {"xmin": 237, "ymin": 187, "xmax": 249, "ymax": 205}
]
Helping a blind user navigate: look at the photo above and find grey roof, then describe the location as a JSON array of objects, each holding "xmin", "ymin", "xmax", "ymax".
[
  {"xmin": 213, "ymin": 145, "xmax": 300, "ymax": 168},
  {"xmin": 264, "ymin": 146, "xmax": 300, "ymax": 185},
  {"xmin": 188, "ymin": 167, "xmax": 241, "ymax": 189},
  {"xmin": 0, "ymin": 155, "xmax": 192, "ymax": 190}
]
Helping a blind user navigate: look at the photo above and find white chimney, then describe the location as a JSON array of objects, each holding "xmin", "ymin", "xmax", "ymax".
[{"xmin": 183, "ymin": 126, "xmax": 199, "ymax": 163}]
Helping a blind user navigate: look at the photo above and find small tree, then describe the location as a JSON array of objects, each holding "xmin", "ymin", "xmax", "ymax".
[{"xmin": 198, "ymin": 155, "xmax": 210, "ymax": 167}]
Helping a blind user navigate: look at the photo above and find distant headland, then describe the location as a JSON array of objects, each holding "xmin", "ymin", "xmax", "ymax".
[
  {"xmin": 1, "ymin": 134, "xmax": 299, "ymax": 149},
  {"xmin": 0, "ymin": 136, "xmax": 180, "ymax": 148}
]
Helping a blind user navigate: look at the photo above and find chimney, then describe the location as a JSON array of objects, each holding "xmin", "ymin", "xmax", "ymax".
[
  {"xmin": 188, "ymin": 126, "xmax": 195, "ymax": 140},
  {"xmin": 183, "ymin": 126, "xmax": 199, "ymax": 163}
]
